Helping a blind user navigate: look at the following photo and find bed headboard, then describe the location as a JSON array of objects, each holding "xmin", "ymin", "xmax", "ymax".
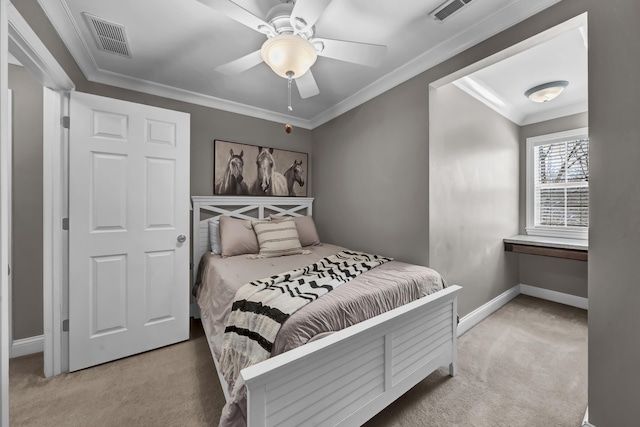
[{"xmin": 191, "ymin": 196, "xmax": 314, "ymax": 282}]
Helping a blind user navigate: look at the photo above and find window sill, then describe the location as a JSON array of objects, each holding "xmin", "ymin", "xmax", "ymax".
[{"xmin": 503, "ymin": 235, "xmax": 588, "ymax": 261}]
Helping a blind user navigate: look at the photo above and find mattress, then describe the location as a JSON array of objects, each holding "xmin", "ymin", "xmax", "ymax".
[{"xmin": 196, "ymin": 244, "xmax": 446, "ymax": 360}]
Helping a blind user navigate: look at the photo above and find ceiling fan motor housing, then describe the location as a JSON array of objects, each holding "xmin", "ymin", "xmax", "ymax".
[{"xmin": 266, "ymin": 2, "xmax": 313, "ymax": 39}]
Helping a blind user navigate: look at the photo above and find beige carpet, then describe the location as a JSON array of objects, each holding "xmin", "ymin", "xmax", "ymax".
[{"xmin": 10, "ymin": 296, "xmax": 587, "ymax": 426}]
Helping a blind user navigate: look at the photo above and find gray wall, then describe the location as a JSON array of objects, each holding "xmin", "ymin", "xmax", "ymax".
[
  {"xmin": 312, "ymin": 1, "xmax": 640, "ymax": 425},
  {"xmin": 518, "ymin": 113, "xmax": 588, "ymax": 298},
  {"xmin": 312, "ymin": 75, "xmax": 430, "ymax": 264},
  {"xmin": 11, "ymin": 0, "xmax": 314, "ymax": 339},
  {"xmin": 586, "ymin": 1, "xmax": 640, "ymax": 425},
  {"xmin": 429, "ymin": 84, "xmax": 519, "ymax": 316},
  {"xmin": 9, "ymin": 65, "xmax": 43, "ymax": 340}
]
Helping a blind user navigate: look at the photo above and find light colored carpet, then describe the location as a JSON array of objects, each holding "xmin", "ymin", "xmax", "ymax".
[{"xmin": 10, "ymin": 295, "xmax": 587, "ymax": 426}]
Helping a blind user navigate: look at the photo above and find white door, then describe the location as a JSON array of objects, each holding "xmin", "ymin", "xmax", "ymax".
[{"xmin": 69, "ymin": 91, "xmax": 190, "ymax": 371}]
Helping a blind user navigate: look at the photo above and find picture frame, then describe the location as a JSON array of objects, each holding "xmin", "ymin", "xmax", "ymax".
[{"xmin": 213, "ymin": 139, "xmax": 308, "ymax": 197}]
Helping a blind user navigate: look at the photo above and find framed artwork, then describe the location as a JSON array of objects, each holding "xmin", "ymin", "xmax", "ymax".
[{"xmin": 214, "ymin": 139, "xmax": 308, "ymax": 197}]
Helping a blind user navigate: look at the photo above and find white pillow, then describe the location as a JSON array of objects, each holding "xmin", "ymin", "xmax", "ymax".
[{"xmin": 208, "ymin": 218, "xmax": 221, "ymax": 254}]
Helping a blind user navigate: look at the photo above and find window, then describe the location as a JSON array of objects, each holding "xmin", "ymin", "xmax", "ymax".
[{"xmin": 526, "ymin": 128, "xmax": 589, "ymax": 240}]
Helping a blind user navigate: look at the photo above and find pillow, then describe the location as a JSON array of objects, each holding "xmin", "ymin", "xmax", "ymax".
[
  {"xmin": 251, "ymin": 218, "xmax": 305, "ymax": 258},
  {"xmin": 219, "ymin": 216, "xmax": 259, "ymax": 258},
  {"xmin": 270, "ymin": 215, "xmax": 321, "ymax": 247},
  {"xmin": 208, "ymin": 218, "xmax": 221, "ymax": 254}
]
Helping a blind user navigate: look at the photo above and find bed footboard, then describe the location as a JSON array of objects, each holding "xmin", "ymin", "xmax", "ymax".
[{"xmin": 241, "ymin": 285, "xmax": 461, "ymax": 427}]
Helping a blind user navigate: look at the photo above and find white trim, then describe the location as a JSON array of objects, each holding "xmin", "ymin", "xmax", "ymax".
[
  {"xmin": 4, "ymin": 2, "xmax": 73, "ymax": 378},
  {"xmin": 10, "ymin": 335, "xmax": 44, "ymax": 358},
  {"xmin": 582, "ymin": 407, "xmax": 596, "ymax": 427},
  {"xmin": 526, "ymin": 127, "xmax": 589, "ymax": 240},
  {"xmin": 1, "ymin": 0, "xmax": 11, "ymax": 423},
  {"xmin": 520, "ymin": 284, "xmax": 588, "ymax": 310},
  {"xmin": 454, "ymin": 74, "xmax": 587, "ymax": 126},
  {"xmin": 458, "ymin": 285, "xmax": 521, "ymax": 336},
  {"xmin": 521, "ymin": 102, "xmax": 588, "ymax": 126},
  {"xmin": 38, "ymin": 0, "xmax": 562, "ymax": 129},
  {"xmin": 458, "ymin": 284, "xmax": 588, "ymax": 336},
  {"xmin": 6, "ymin": 89, "xmax": 11, "ymax": 376},
  {"xmin": 7, "ymin": 3, "xmax": 74, "ymax": 91},
  {"xmin": 7, "ymin": 52, "xmax": 20, "ymax": 66},
  {"xmin": 42, "ymin": 88, "xmax": 68, "ymax": 377}
]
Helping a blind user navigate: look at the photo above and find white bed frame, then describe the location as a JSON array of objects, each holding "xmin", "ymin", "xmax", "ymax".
[{"xmin": 192, "ymin": 196, "xmax": 461, "ymax": 427}]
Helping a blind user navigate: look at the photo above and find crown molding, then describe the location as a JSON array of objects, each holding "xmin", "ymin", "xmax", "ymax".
[
  {"xmin": 453, "ymin": 76, "xmax": 525, "ymax": 125},
  {"xmin": 8, "ymin": 52, "xmax": 22, "ymax": 66},
  {"xmin": 9, "ymin": 2, "xmax": 74, "ymax": 90},
  {"xmin": 453, "ymin": 76, "xmax": 587, "ymax": 127},
  {"xmin": 308, "ymin": 0, "xmax": 563, "ymax": 128},
  {"xmin": 521, "ymin": 101, "xmax": 588, "ymax": 126},
  {"xmin": 82, "ymin": 66, "xmax": 314, "ymax": 129},
  {"xmin": 39, "ymin": 0, "xmax": 562, "ymax": 130},
  {"xmin": 38, "ymin": 0, "xmax": 313, "ymax": 128}
]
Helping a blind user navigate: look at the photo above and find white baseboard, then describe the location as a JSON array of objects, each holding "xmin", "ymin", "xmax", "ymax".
[
  {"xmin": 458, "ymin": 285, "xmax": 521, "ymax": 336},
  {"xmin": 458, "ymin": 284, "xmax": 589, "ymax": 336},
  {"xmin": 11, "ymin": 335, "xmax": 44, "ymax": 358},
  {"xmin": 520, "ymin": 284, "xmax": 588, "ymax": 310},
  {"xmin": 582, "ymin": 406, "xmax": 595, "ymax": 426}
]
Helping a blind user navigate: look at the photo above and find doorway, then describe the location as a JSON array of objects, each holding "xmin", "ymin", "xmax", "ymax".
[{"xmin": 8, "ymin": 62, "xmax": 45, "ymax": 361}]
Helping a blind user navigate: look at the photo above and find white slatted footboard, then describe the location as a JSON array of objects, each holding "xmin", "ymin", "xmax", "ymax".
[{"xmin": 242, "ymin": 285, "xmax": 460, "ymax": 427}]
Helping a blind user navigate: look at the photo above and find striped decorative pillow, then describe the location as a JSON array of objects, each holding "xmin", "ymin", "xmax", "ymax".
[{"xmin": 251, "ymin": 218, "xmax": 304, "ymax": 258}]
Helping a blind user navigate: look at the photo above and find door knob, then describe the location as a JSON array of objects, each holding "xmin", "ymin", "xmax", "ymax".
[{"xmin": 177, "ymin": 234, "xmax": 186, "ymax": 243}]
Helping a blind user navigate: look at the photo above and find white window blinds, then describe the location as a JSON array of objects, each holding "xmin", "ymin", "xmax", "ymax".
[{"xmin": 533, "ymin": 137, "xmax": 589, "ymax": 230}]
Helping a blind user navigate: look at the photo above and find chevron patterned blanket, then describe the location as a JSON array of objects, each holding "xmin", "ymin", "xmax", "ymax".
[{"xmin": 219, "ymin": 250, "xmax": 392, "ymax": 390}]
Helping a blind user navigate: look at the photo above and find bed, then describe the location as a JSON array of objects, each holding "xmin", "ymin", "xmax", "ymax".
[{"xmin": 192, "ymin": 196, "xmax": 461, "ymax": 427}]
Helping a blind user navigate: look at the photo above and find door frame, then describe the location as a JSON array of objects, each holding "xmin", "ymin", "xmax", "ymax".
[
  {"xmin": 3, "ymin": 2, "xmax": 74, "ymax": 386},
  {"xmin": 1, "ymin": 1, "xmax": 9, "ymax": 423}
]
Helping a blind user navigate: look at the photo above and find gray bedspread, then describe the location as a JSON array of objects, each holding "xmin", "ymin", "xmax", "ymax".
[{"xmin": 195, "ymin": 243, "xmax": 446, "ymax": 426}]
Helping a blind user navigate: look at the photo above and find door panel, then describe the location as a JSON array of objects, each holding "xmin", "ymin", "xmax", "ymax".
[{"xmin": 69, "ymin": 91, "xmax": 190, "ymax": 371}]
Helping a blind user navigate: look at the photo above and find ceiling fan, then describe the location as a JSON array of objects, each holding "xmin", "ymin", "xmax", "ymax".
[{"xmin": 197, "ymin": 0, "xmax": 388, "ymax": 102}]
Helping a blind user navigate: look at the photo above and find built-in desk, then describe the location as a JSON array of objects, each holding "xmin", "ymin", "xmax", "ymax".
[{"xmin": 503, "ymin": 235, "xmax": 588, "ymax": 261}]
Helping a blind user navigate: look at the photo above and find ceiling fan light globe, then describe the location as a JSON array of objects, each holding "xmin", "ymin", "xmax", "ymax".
[{"xmin": 261, "ymin": 34, "xmax": 318, "ymax": 79}]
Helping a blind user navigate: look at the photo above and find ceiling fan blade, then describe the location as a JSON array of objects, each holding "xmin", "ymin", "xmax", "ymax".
[
  {"xmin": 313, "ymin": 37, "xmax": 387, "ymax": 67},
  {"xmin": 290, "ymin": 0, "xmax": 333, "ymax": 31},
  {"xmin": 295, "ymin": 70, "xmax": 320, "ymax": 99},
  {"xmin": 215, "ymin": 50, "xmax": 263, "ymax": 75},
  {"xmin": 196, "ymin": 0, "xmax": 271, "ymax": 33}
]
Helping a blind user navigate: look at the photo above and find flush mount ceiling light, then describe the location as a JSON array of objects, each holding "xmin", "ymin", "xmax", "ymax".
[{"xmin": 525, "ymin": 80, "xmax": 569, "ymax": 103}]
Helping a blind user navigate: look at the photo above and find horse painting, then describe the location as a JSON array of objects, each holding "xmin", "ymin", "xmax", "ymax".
[
  {"xmin": 215, "ymin": 149, "xmax": 249, "ymax": 195},
  {"xmin": 249, "ymin": 147, "xmax": 288, "ymax": 196},
  {"xmin": 284, "ymin": 160, "xmax": 305, "ymax": 196}
]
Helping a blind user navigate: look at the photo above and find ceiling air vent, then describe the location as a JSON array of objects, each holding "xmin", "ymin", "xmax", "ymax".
[
  {"xmin": 83, "ymin": 13, "xmax": 131, "ymax": 58},
  {"xmin": 429, "ymin": 0, "xmax": 474, "ymax": 22}
]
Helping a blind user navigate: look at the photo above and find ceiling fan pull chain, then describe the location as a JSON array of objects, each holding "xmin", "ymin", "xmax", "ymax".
[{"xmin": 287, "ymin": 71, "xmax": 294, "ymax": 111}]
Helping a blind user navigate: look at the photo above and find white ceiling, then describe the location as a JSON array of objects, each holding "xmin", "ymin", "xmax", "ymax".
[
  {"xmin": 453, "ymin": 25, "xmax": 588, "ymax": 125},
  {"xmin": 38, "ymin": 0, "xmax": 564, "ymax": 129}
]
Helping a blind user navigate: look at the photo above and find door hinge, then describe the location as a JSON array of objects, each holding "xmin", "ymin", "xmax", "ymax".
[
  {"xmin": 62, "ymin": 319, "xmax": 69, "ymax": 332},
  {"xmin": 62, "ymin": 116, "xmax": 70, "ymax": 129},
  {"xmin": 62, "ymin": 218, "xmax": 69, "ymax": 230}
]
